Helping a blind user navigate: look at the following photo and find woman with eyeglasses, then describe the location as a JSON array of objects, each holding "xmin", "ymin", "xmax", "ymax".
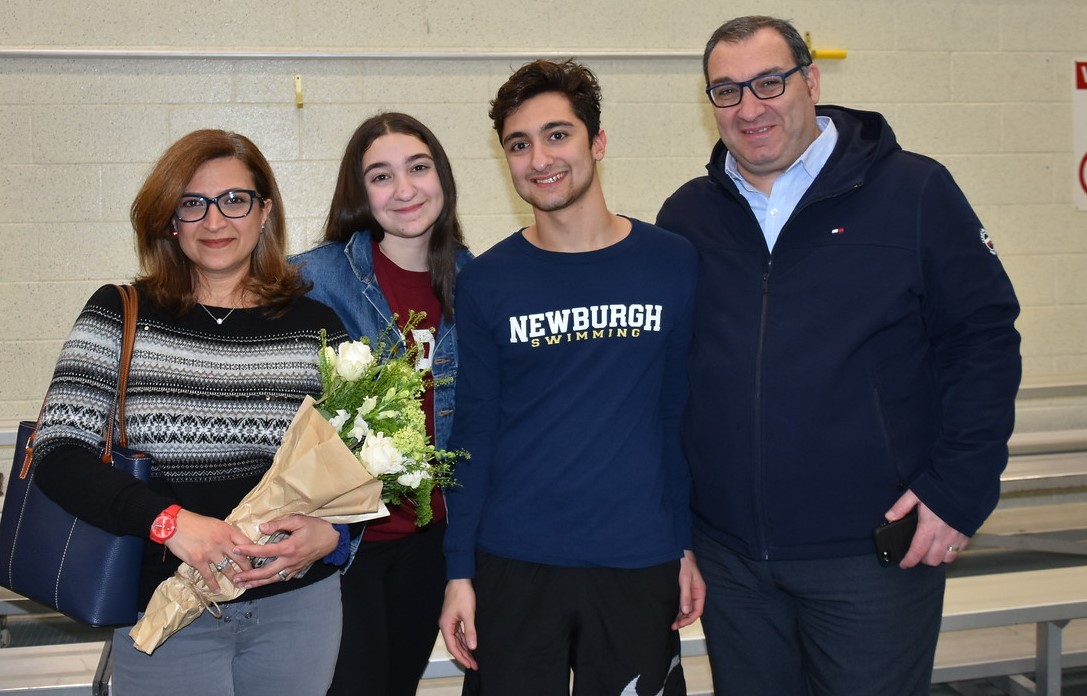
[
  {"xmin": 292, "ymin": 113, "xmax": 471, "ymax": 696},
  {"xmin": 32, "ymin": 129, "xmax": 351, "ymax": 694}
]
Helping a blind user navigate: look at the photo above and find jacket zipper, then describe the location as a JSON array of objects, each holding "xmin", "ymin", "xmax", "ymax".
[
  {"xmin": 755, "ymin": 259, "xmax": 772, "ymax": 560},
  {"xmin": 711, "ymin": 167, "xmax": 861, "ymax": 561}
]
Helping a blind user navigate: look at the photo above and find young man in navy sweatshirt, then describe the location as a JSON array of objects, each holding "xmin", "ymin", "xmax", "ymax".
[{"xmin": 440, "ymin": 59, "xmax": 704, "ymax": 695}]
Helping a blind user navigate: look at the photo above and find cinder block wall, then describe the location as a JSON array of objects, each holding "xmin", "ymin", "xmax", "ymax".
[{"xmin": 1, "ymin": 0, "xmax": 1085, "ymax": 438}]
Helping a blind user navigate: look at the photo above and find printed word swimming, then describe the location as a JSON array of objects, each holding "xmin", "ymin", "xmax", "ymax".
[{"xmin": 509, "ymin": 304, "xmax": 663, "ymax": 346}]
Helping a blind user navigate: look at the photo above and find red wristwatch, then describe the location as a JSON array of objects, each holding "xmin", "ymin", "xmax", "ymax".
[{"xmin": 150, "ymin": 504, "xmax": 182, "ymax": 544}]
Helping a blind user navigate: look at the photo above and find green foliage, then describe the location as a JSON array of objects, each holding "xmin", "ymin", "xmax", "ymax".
[{"xmin": 314, "ymin": 312, "xmax": 465, "ymax": 526}]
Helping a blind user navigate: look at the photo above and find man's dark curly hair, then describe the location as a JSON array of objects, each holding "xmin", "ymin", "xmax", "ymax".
[{"xmin": 489, "ymin": 59, "xmax": 602, "ymax": 141}]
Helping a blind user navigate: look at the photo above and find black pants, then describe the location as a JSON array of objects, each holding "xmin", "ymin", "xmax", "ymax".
[
  {"xmin": 327, "ymin": 521, "xmax": 447, "ymax": 696},
  {"xmin": 463, "ymin": 553, "xmax": 686, "ymax": 696}
]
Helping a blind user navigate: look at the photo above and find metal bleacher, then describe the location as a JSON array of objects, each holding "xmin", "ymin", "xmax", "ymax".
[{"xmin": 1, "ymin": 376, "xmax": 1086, "ymax": 695}]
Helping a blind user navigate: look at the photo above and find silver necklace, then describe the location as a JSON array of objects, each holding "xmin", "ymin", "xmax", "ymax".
[{"xmin": 199, "ymin": 304, "xmax": 237, "ymax": 325}]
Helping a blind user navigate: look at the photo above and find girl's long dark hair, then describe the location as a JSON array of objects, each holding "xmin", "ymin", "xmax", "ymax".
[{"xmin": 323, "ymin": 113, "xmax": 467, "ymax": 321}]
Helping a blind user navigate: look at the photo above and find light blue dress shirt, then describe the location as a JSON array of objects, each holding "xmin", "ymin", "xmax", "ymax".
[{"xmin": 724, "ymin": 115, "xmax": 838, "ymax": 252}]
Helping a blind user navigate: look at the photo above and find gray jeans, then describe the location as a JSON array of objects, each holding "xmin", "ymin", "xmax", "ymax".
[{"xmin": 112, "ymin": 572, "xmax": 342, "ymax": 696}]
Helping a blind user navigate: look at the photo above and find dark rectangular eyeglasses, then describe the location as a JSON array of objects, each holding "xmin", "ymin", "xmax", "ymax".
[
  {"xmin": 175, "ymin": 190, "xmax": 262, "ymax": 223},
  {"xmin": 705, "ymin": 65, "xmax": 808, "ymax": 108}
]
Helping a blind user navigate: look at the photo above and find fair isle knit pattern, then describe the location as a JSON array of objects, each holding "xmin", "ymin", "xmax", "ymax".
[{"xmin": 34, "ymin": 285, "xmax": 350, "ymax": 485}]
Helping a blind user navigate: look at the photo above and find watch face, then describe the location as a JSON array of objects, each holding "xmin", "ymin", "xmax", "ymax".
[{"xmin": 151, "ymin": 514, "xmax": 177, "ymax": 541}]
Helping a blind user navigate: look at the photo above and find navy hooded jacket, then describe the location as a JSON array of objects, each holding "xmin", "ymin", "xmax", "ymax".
[{"xmin": 657, "ymin": 105, "xmax": 1021, "ymax": 561}]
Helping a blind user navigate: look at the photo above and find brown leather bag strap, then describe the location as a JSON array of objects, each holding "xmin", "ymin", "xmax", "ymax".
[
  {"xmin": 116, "ymin": 284, "xmax": 139, "ymax": 447},
  {"xmin": 21, "ymin": 284, "xmax": 140, "ymax": 477},
  {"xmin": 101, "ymin": 284, "xmax": 139, "ymax": 461}
]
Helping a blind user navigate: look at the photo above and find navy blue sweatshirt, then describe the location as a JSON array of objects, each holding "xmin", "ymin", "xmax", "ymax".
[{"xmin": 443, "ymin": 219, "xmax": 697, "ymax": 579}]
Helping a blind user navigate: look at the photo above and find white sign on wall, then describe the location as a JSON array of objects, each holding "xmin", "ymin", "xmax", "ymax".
[{"xmin": 1076, "ymin": 60, "xmax": 1087, "ymax": 210}]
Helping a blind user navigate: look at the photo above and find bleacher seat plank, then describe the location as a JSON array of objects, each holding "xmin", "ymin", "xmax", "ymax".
[
  {"xmin": 981, "ymin": 502, "xmax": 1087, "ymax": 536},
  {"xmin": 1000, "ymin": 451, "xmax": 1087, "ymax": 493},
  {"xmin": 0, "ymin": 589, "xmax": 42, "ymax": 618},
  {"xmin": 1009, "ymin": 429, "xmax": 1087, "ymax": 456},
  {"xmin": 1016, "ymin": 374, "xmax": 1087, "ymax": 400},
  {"xmin": 423, "ymin": 639, "xmax": 464, "ymax": 679},
  {"xmin": 416, "ymin": 676, "xmax": 465, "ymax": 696},
  {"xmin": 941, "ymin": 566, "xmax": 1087, "ymax": 631},
  {"xmin": 0, "ymin": 642, "xmax": 107, "ymax": 694},
  {"xmin": 933, "ymin": 620, "xmax": 1087, "ymax": 684}
]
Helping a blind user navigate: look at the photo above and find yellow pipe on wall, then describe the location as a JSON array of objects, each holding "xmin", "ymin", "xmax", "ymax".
[
  {"xmin": 805, "ymin": 32, "xmax": 847, "ymax": 60},
  {"xmin": 811, "ymin": 49, "xmax": 847, "ymax": 61}
]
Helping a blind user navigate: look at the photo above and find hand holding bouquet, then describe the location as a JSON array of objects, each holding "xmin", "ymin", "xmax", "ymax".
[{"xmin": 130, "ymin": 395, "xmax": 386, "ymax": 654}]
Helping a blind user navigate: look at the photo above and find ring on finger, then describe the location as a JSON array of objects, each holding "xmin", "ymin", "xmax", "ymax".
[
  {"xmin": 214, "ymin": 557, "xmax": 232, "ymax": 572},
  {"xmin": 947, "ymin": 545, "xmax": 961, "ymax": 553},
  {"xmin": 278, "ymin": 569, "xmax": 289, "ymax": 582}
]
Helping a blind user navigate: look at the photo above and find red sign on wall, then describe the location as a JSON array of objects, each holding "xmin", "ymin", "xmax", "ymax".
[{"xmin": 1078, "ymin": 61, "xmax": 1087, "ymax": 208}]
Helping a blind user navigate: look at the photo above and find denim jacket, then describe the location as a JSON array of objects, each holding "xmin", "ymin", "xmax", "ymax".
[{"xmin": 291, "ymin": 230, "xmax": 472, "ymax": 450}]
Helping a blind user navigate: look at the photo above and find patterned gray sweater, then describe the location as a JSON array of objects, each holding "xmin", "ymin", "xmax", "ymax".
[{"xmin": 33, "ymin": 284, "xmax": 350, "ymax": 602}]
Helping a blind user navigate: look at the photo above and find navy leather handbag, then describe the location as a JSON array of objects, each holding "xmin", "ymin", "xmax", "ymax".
[{"xmin": 0, "ymin": 284, "xmax": 152, "ymax": 626}]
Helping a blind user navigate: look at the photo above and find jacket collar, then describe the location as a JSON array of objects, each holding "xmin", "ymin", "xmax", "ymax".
[
  {"xmin": 707, "ymin": 105, "xmax": 901, "ymax": 203},
  {"xmin": 341, "ymin": 230, "xmax": 473, "ymax": 312}
]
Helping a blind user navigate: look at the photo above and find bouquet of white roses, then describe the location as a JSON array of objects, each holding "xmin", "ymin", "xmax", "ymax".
[{"xmin": 316, "ymin": 311, "xmax": 463, "ymax": 526}]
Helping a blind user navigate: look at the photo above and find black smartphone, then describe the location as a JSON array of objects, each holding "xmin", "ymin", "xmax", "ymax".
[
  {"xmin": 874, "ymin": 509, "xmax": 918, "ymax": 567},
  {"xmin": 249, "ymin": 530, "xmax": 291, "ymax": 569}
]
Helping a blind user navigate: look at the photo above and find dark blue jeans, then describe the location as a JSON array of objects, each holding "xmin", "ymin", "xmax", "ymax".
[{"xmin": 693, "ymin": 525, "xmax": 944, "ymax": 696}]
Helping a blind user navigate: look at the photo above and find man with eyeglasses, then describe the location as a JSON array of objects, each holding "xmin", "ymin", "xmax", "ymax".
[{"xmin": 657, "ymin": 15, "xmax": 1021, "ymax": 695}]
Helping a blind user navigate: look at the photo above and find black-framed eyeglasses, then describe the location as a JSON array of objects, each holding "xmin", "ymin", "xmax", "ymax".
[
  {"xmin": 705, "ymin": 65, "xmax": 809, "ymax": 108},
  {"xmin": 174, "ymin": 189, "xmax": 264, "ymax": 223}
]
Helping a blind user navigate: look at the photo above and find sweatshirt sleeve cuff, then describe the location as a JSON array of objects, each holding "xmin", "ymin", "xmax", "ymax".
[{"xmin": 444, "ymin": 552, "xmax": 476, "ymax": 580}]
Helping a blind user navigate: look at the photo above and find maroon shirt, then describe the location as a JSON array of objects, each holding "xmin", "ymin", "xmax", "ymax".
[{"xmin": 366, "ymin": 239, "xmax": 446, "ymax": 540}]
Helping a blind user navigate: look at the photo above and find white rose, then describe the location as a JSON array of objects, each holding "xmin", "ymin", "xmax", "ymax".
[
  {"xmin": 328, "ymin": 409, "xmax": 351, "ymax": 430},
  {"xmin": 357, "ymin": 432, "xmax": 404, "ymax": 476},
  {"xmin": 334, "ymin": 341, "xmax": 374, "ymax": 381},
  {"xmin": 396, "ymin": 469, "xmax": 425, "ymax": 489}
]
